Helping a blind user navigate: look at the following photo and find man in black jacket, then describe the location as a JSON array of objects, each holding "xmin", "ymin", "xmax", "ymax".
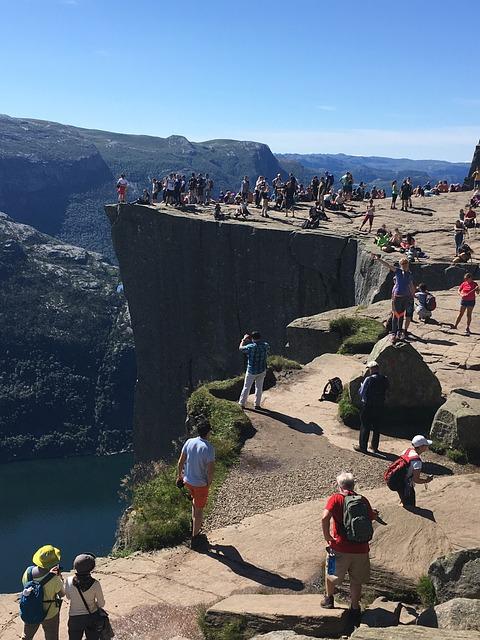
[{"xmin": 354, "ymin": 361, "xmax": 389, "ymax": 454}]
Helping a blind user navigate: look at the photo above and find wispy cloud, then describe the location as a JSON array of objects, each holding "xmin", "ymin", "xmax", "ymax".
[{"xmin": 316, "ymin": 105, "xmax": 336, "ymax": 112}]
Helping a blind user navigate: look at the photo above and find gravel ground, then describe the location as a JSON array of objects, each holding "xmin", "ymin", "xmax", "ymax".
[
  {"xmin": 206, "ymin": 437, "xmax": 388, "ymax": 530},
  {"xmin": 206, "ymin": 410, "xmax": 468, "ymax": 532}
]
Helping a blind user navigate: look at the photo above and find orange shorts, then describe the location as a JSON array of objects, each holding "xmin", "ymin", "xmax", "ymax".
[{"xmin": 185, "ymin": 483, "xmax": 209, "ymax": 508}]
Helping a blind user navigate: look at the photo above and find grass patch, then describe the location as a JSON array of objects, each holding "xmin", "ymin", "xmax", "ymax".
[
  {"xmin": 329, "ymin": 316, "xmax": 385, "ymax": 355},
  {"xmin": 118, "ymin": 356, "xmax": 299, "ymax": 553},
  {"xmin": 430, "ymin": 440, "xmax": 468, "ymax": 464},
  {"xmin": 446, "ymin": 448, "xmax": 468, "ymax": 464},
  {"xmin": 430, "ymin": 439, "xmax": 446, "ymax": 456},
  {"xmin": 417, "ymin": 575, "xmax": 436, "ymax": 607},
  {"xmin": 118, "ymin": 374, "xmax": 256, "ymax": 552},
  {"xmin": 338, "ymin": 388, "xmax": 360, "ymax": 428},
  {"xmin": 198, "ymin": 608, "xmax": 249, "ymax": 640},
  {"xmin": 267, "ymin": 355, "xmax": 302, "ymax": 372}
]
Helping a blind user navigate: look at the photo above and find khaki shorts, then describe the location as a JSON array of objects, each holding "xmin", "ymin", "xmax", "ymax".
[{"xmin": 325, "ymin": 551, "xmax": 370, "ymax": 587}]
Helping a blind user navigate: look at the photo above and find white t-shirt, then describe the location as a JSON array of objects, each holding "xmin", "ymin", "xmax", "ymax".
[
  {"xmin": 117, "ymin": 178, "xmax": 128, "ymax": 187},
  {"xmin": 181, "ymin": 436, "xmax": 215, "ymax": 487},
  {"xmin": 402, "ymin": 447, "xmax": 422, "ymax": 484},
  {"xmin": 65, "ymin": 576, "xmax": 105, "ymax": 617}
]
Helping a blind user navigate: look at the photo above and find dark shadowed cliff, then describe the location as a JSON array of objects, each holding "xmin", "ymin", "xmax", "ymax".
[
  {"xmin": 106, "ymin": 203, "xmax": 376, "ymax": 461},
  {"xmin": 0, "ymin": 213, "xmax": 136, "ymax": 461}
]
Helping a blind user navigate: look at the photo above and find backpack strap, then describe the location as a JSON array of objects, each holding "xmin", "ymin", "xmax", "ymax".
[
  {"xmin": 27, "ymin": 566, "xmax": 34, "ymax": 582},
  {"xmin": 401, "ymin": 447, "xmax": 420, "ymax": 462},
  {"xmin": 75, "ymin": 583, "xmax": 92, "ymax": 615}
]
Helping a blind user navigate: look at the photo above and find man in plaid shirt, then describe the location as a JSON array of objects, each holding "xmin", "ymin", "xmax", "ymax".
[{"xmin": 238, "ymin": 331, "xmax": 270, "ymax": 410}]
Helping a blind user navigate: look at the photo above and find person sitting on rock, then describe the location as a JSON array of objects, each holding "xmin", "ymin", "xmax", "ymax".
[
  {"xmin": 464, "ymin": 206, "xmax": 477, "ymax": 229},
  {"xmin": 452, "ymin": 242, "xmax": 473, "ymax": 264},
  {"xmin": 234, "ymin": 202, "xmax": 250, "ymax": 219},
  {"xmin": 321, "ymin": 472, "xmax": 379, "ymax": 627},
  {"xmin": 354, "ymin": 361, "xmax": 389, "ymax": 454},
  {"xmin": 133, "ymin": 189, "xmax": 151, "ymax": 205},
  {"xmin": 397, "ymin": 435, "xmax": 434, "ymax": 508},
  {"xmin": 414, "ymin": 283, "xmax": 433, "ymax": 322}
]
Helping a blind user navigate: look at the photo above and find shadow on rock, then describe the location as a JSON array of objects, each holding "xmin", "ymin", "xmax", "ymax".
[
  {"xmin": 259, "ymin": 409, "xmax": 323, "ymax": 435},
  {"xmin": 204, "ymin": 544, "xmax": 305, "ymax": 591}
]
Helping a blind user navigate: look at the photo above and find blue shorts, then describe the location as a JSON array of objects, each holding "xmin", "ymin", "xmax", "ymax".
[{"xmin": 461, "ymin": 300, "xmax": 475, "ymax": 308}]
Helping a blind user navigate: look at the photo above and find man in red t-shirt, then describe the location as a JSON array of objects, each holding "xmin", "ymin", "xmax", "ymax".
[{"xmin": 321, "ymin": 472, "xmax": 379, "ymax": 622}]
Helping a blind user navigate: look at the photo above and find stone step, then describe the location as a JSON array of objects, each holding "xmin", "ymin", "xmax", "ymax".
[
  {"xmin": 205, "ymin": 594, "xmax": 349, "ymax": 638},
  {"xmin": 351, "ymin": 625, "xmax": 480, "ymax": 639}
]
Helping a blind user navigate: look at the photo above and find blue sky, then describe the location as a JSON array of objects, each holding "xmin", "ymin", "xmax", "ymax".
[{"xmin": 1, "ymin": 0, "xmax": 478, "ymax": 161}]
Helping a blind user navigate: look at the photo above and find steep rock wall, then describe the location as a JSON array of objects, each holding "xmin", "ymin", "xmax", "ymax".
[{"xmin": 107, "ymin": 205, "xmax": 361, "ymax": 461}]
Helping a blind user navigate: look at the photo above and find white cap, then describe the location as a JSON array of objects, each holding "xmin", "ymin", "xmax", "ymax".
[
  {"xmin": 412, "ymin": 435, "xmax": 433, "ymax": 448},
  {"xmin": 366, "ymin": 361, "xmax": 379, "ymax": 369}
]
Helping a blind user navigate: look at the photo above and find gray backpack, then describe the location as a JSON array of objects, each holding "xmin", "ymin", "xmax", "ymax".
[{"xmin": 343, "ymin": 494, "xmax": 374, "ymax": 543}]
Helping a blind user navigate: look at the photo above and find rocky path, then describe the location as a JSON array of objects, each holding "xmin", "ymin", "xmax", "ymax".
[{"xmin": 207, "ymin": 346, "xmax": 470, "ymax": 531}]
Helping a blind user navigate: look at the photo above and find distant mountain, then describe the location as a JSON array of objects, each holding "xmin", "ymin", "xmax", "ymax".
[
  {"xmin": 276, "ymin": 153, "xmax": 470, "ymax": 190},
  {"xmin": 0, "ymin": 212, "xmax": 135, "ymax": 461},
  {"xmin": 0, "ymin": 115, "xmax": 285, "ymax": 259}
]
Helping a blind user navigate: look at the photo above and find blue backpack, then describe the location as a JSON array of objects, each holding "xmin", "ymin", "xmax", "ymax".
[{"xmin": 20, "ymin": 567, "xmax": 55, "ymax": 624}]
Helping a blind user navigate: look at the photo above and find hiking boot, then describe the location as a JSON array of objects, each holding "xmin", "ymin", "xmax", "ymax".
[
  {"xmin": 320, "ymin": 595, "xmax": 334, "ymax": 609},
  {"xmin": 349, "ymin": 607, "xmax": 362, "ymax": 628},
  {"xmin": 254, "ymin": 405, "xmax": 261, "ymax": 410},
  {"xmin": 353, "ymin": 445, "xmax": 367, "ymax": 454}
]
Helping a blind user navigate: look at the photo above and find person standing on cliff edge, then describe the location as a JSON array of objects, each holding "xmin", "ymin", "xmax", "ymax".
[
  {"xmin": 238, "ymin": 331, "xmax": 270, "ymax": 410},
  {"xmin": 176, "ymin": 419, "xmax": 215, "ymax": 550},
  {"xmin": 116, "ymin": 174, "xmax": 128, "ymax": 203}
]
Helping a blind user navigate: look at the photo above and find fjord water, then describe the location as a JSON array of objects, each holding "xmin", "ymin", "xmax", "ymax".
[{"xmin": 0, "ymin": 453, "xmax": 132, "ymax": 593}]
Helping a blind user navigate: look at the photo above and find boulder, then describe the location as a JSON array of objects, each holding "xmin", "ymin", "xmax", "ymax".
[
  {"xmin": 347, "ymin": 337, "xmax": 443, "ymax": 430},
  {"xmin": 361, "ymin": 597, "xmax": 402, "ymax": 627},
  {"xmin": 350, "ymin": 626, "xmax": 480, "ymax": 639},
  {"xmin": 205, "ymin": 594, "xmax": 349, "ymax": 638},
  {"xmin": 428, "ymin": 548, "xmax": 480, "ymax": 603},
  {"xmin": 430, "ymin": 389, "xmax": 480, "ymax": 461},
  {"xmin": 417, "ymin": 598, "xmax": 480, "ymax": 631},
  {"xmin": 286, "ymin": 314, "xmax": 342, "ymax": 364}
]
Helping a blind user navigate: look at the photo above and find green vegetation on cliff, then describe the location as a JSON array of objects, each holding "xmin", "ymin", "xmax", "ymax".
[
  {"xmin": 118, "ymin": 357, "xmax": 300, "ymax": 552},
  {"xmin": 330, "ymin": 316, "xmax": 385, "ymax": 355},
  {"xmin": 0, "ymin": 213, "xmax": 135, "ymax": 462}
]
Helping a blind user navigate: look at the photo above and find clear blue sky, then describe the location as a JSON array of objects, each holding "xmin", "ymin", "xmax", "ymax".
[{"xmin": 1, "ymin": 0, "xmax": 478, "ymax": 161}]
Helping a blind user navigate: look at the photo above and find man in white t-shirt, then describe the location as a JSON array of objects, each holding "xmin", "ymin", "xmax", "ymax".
[
  {"xmin": 399, "ymin": 435, "xmax": 434, "ymax": 507},
  {"xmin": 176, "ymin": 420, "xmax": 215, "ymax": 549}
]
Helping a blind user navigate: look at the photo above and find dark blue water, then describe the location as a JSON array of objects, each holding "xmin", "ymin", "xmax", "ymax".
[{"xmin": 0, "ymin": 453, "xmax": 132, "ymax": 593}]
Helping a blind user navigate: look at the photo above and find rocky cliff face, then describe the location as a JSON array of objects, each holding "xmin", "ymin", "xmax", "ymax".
[
  {"xmin": 466, "ymin": 140, "xmax": 480, "ymax": 186},
  {"xmin": 0, "ymin": 212, "xmax": 135, "ymax": 461},
  {"xmin": 107, "ymin": 204, "xmax": 374, "ymax": 461}
]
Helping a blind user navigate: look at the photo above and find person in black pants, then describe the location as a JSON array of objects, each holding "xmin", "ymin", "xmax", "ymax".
[{"xmin": 354, "ymin": 361, "xmax": 389, "ymax": 454}]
